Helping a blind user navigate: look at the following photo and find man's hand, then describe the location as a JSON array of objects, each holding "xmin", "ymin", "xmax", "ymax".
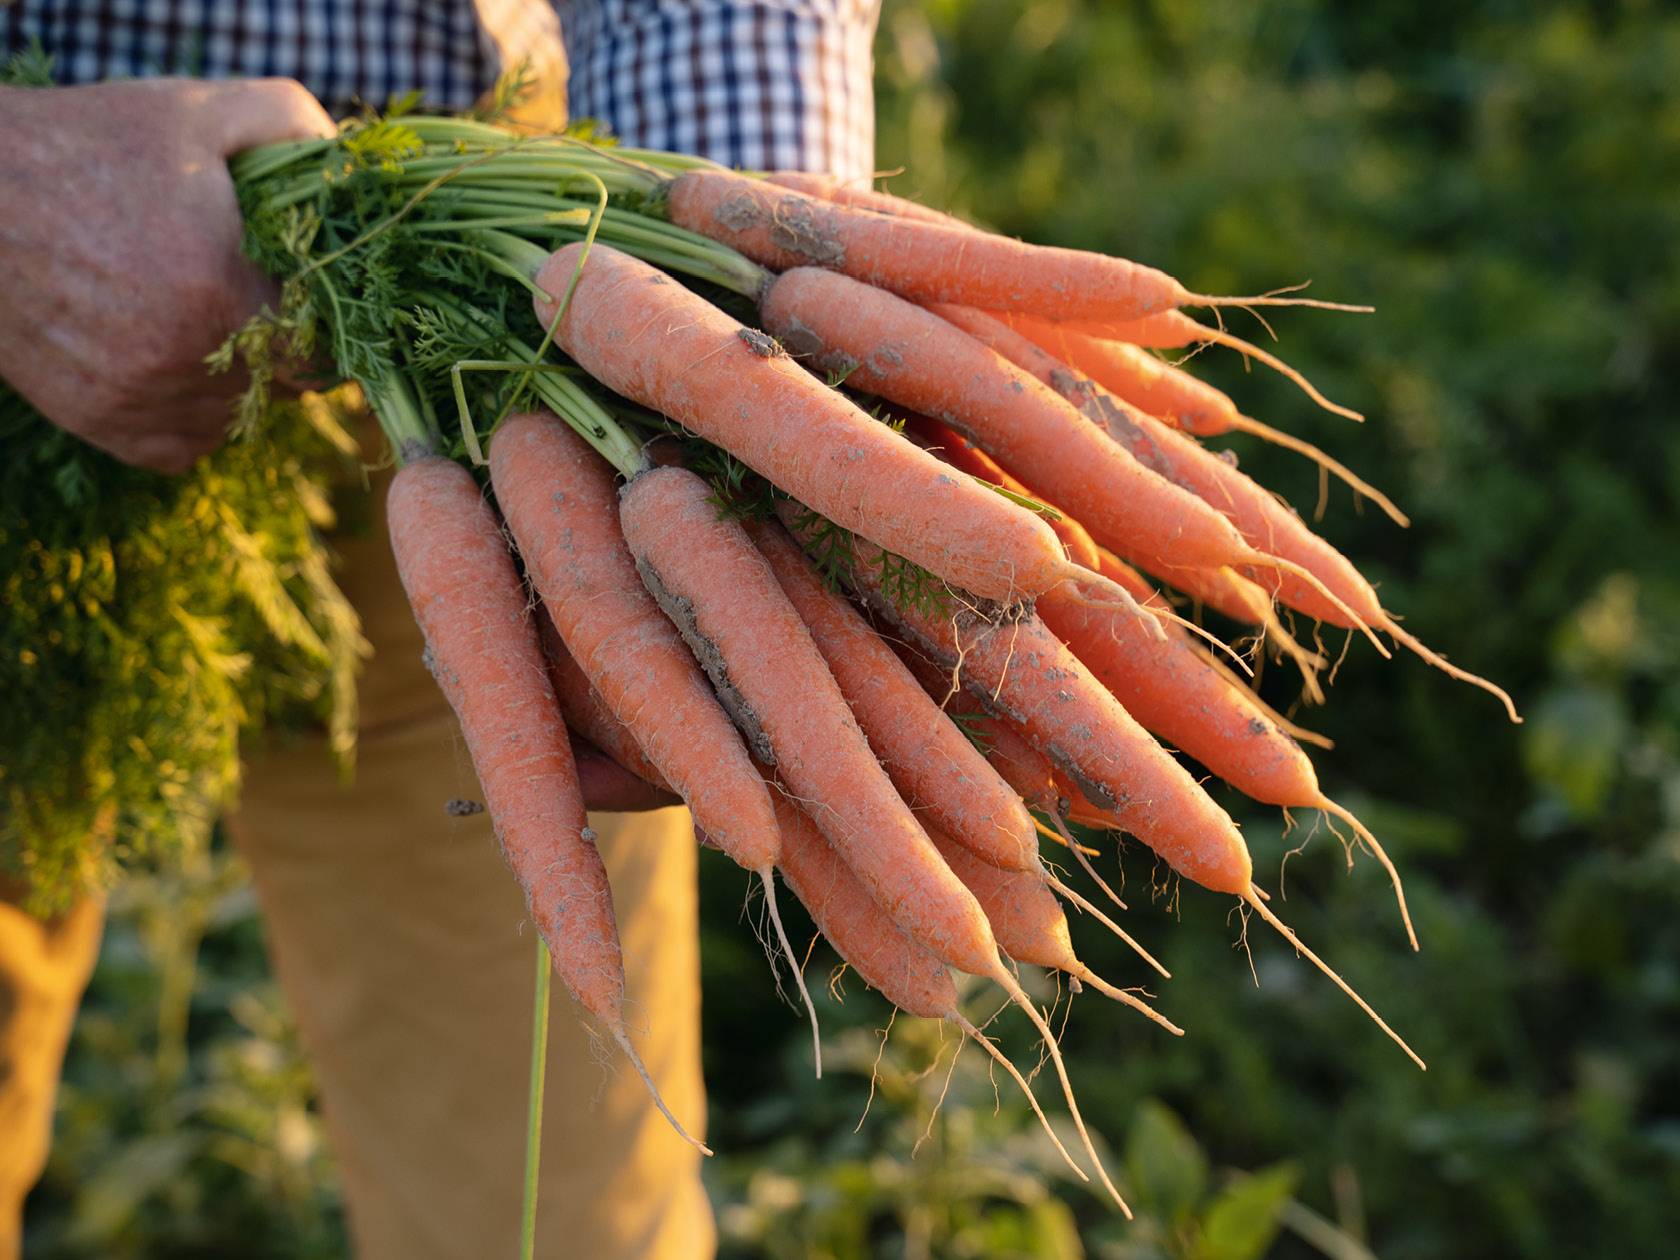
[
  {"xmin": 570, "ymin": 739, "xmax": 683, "ymax": 814},
  {"xmin": 0, "ymin": 78, "xmax": 334, "ymax": 472}
]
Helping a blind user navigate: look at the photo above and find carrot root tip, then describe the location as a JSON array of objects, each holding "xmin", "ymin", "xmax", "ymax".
[
  {"xmin": 762, "ymin": 870, "xmax": 823, "ymax": 1078},
  {"xmin": 1242, "ymin": 888, "xmax": 1426, "ymax": 1072},
  {"xmin": 612, "ymin": 1027, "xmax": 715, "ymax": 1155}
]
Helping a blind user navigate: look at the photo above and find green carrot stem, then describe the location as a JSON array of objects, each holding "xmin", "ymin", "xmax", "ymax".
[{"xmin": 520, "ymin": 940, "xmax": 552, "ymax": 1260}]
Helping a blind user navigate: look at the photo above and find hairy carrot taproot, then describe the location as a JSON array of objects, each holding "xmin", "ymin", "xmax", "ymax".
[
  {"xmin": 791, "ymin": 506, "xmax": 1422, "ymax": 1060},
  {"xmin": 927, "ymin": 828, "xmax": 1179, "ymax": 1033},
  {"xmin": 997, "ymin": 313, "xmax": 1409, "ymax": 528},
  {"xmin": 1073, "ymin": 309, "xmax": 1366, "ymax": 424},
  {"xmin": 489, "ymin": 413, "xmax": 821, "ymax": 1072},
  {"xmin": 1037, "ymin": 583, "xmax": 1417, "ymax": 948},
  {"xmin": 760, "ymin": 268, "xmax": 1370, "ymax": 638},
  {"xmin": 666, "ymin": 169, "xmax": 1365, "ymax": 322},
  {"xmin": 389, "ymin": 454, "xmax": 706, "ymax": 1152},
  {"xmin": 623, "ymin": 465, "xmax": 1127, "ymax": 1207},
  {"xmin": 772, "ymin": 794, "xmax": 1091, "ymax": 1186}
]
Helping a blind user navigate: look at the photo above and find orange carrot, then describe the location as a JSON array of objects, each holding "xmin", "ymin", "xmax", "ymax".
[
  {"xmin": 901, "ymin": 414, "xmax": 1104, "ymax": 570},
  {"xmin": 528, "ymin": 242, "xmax": 1079, "ymax": 605},
  {"xmin": 939, "ymin": 309, "xmax": 1515, "ymax": 715},
  {"xmin": 927, "ymin": 828, "xmax": 1180, "ymax": 1034},
  {"xmin": 771, "ymin": 794, "xmax": 1090, "ymax": 1186},
  {"xmin": 388, "ymin": 454, "xmax": 706, "ymax": 1151},
  {"xmin": 1075, "ymin": 309, "xmax": 1366, "ymax": 424},
  {"xmin": 789, "ymin": 506, "xmax": 1255, "ymax": 900},
  {"xmin": 538, "ymin": 613, "xmax": 671, "ymax": 792},
  {"xmin": 624, "ymin": 466, "xmax": 1129, "ymax": 1208},
  {"xmin": 760, "ymin": 268, "xmax": 1362, "ymax": 630},
  {"xmin": 620, "ymin": 465, "xmax": 1003, "ymax": 978},
  {"xmin": 1088, "ymin": 548, "xmax": 1326, "ymax": 702},
  {"xmin": 667, "ymin": 169, "xmax": 1364, "ymax": 322},
  {"xmin": 489, "ymin": 413, "xmax": 821, "ymax": 1072},
  {"xmin": 748, "ymin": 518, "xmax": 1040, "ymax": 873},
  {"xmin": 1037, "ymin": 583, "xmax": 1417, "ymax": 948},
  {"xmin": 997, "ymin": 313, "xmax": 1409, "ymax": 529}
]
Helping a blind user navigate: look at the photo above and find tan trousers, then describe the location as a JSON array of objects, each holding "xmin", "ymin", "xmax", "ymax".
[{"xmin": 1, "ymin": 471, "xmax": 715, "ymax": 1260}]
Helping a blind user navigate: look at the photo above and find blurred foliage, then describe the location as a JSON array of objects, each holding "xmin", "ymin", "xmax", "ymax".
[{"xmin": 25, "ymin": 0, "xmax": 1680, "ymax": 1255}]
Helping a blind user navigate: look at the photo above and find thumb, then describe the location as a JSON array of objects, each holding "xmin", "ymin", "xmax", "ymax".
[{"xmin": 210, "ymin": 77, "xmax": 337, "ymax": 156}]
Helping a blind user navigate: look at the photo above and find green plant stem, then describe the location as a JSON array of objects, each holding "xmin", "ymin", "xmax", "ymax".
[{"xmin": 520, "ymin": 940, "xmax": 552, "ymax": 1260}]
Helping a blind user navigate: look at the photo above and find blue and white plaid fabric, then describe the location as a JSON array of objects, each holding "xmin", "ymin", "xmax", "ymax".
[
  {"xmin": 1, "ymin": 0, "xmax": 879, "ymax": 174},
  {"xmin": 558, "ymin": 1, "xmax": 879, "ymax": 179}
]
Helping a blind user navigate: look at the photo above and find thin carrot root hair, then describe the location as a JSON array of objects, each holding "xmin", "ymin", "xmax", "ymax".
[
  {"xmin": 1050, "ymin": 813, "xmax": 1131, "ymax": 916},
  {"xmin": 1239, "ymin": 888, "xmax": 1426, "ymax": 1072},
  {"xmin": 1057, "ymin": 567, "xmax": 1165, "ymax": 642},
  {"xmin": 990, "ymin": 965, "xmax": 1132, "ymax": 1216},
  {"xmin": 760, "ymin": 870, "xmax": 824, "ymax": 1076},
  {"xmin": 1381, "ymin": 617, "xmax": 1522, "ymax": 723},
  {"xmin": 1316, "ymin": 800, "xmax": 1419, "ymax": 953},
  {"xmin": 1249, "ymin": 554, "xmax": 1391, "ymax": 659},
  {"xmin": 1186, "ymin": 281, "xmax": 1375, "ymax": 314},
  {"xmin": 1071, "ymin": 966, "xmax": 1185, "ymax": 1037},
  {"xmin": 1035, "ymin": 817, "xmax": 1099, "ymax": 857},
  {"xmin": 1256, "ymin": 605, "xmax": 1328, "ymax": 703},
  {"xmin": 611, "ymin": 1027, "xmax": 715, "ymax": 1155},
  {"xmin": 1041, "ymin": 873, "xmax": 1173, "ymax": 980},
  {"xmin": 951, "ymin": 1013, "xmax": 1089, "ymax": 1184},
  {"xmin": 1229, "ymin": 415, "xmax": 1410, "ymax": 528},
  {"xmin": 1190, "ymin": 324, "xmax": 1366, "ymax": 422}
]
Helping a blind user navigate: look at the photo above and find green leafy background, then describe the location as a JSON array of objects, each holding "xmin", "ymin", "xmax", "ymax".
[{"xmin": 21, "ymin": 0, "xmax": 1680, "ymax": 1255}]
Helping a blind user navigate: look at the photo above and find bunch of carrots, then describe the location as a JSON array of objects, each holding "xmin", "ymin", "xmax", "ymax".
[{"xmin": 225, "ymin": 106, "xmax": 1519, "ymax": 1213}]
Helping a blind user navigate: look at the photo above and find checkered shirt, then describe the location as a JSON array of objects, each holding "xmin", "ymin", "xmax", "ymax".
[
  {"xmin": 558, "ymin": 1, "xmax": 880, "ymax": 179},
  {"xmin": 1, "ymin": 1, "xmax": 880, "ymax": 174}
]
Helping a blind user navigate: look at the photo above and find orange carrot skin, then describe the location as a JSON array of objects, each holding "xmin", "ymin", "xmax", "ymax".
[
  {"xmin": 762, "ymin": 171, "xmax": 968, "ymax": 228},
  {"xmin": 772, "ymin": 794, "xmax": 957, "ymax": 1018},
  {"xmin": 538, "ymin": 612, "xmax": 672, "ymax": 792},
  {"xmin": 531, "ymin": 243, "xmax": 1068, "ymax": 604},
  {"xmin": 748, "ymin": 519, "xmax": 1040, "ymax": 872},
  {"xmin": 927, "ymin": 827, "xmax": 1078, "ymax": 973},
  {"xmin": 903, "ymin": 414, "xmax": 1104, "ymax": 570},
  {"xmin": 943, "ymin": 306, "xmax": 1377, "ymax": 628},
  {"xmin": 668, "ymin": 169, "xmax": 1188, "ymax": 321},
  {"xmin": 796, "ymin": 510, "xmax": 1253, "ymax": 897},
  {"xmin": 1004, "ymin": 313, "xmax": 1245, "ymax": 436},
  {"xmin": 1037, "ymin": 585, "xmax": 1314, "ymax": 808},
  {"xmin": 490, "ymin": 412, "xmax": 777, "ymax": 870},
  {"xmin": 892, "ymin": 639, "xmax": 1067, "ymax": 816},
  {"xmin": 620, "ymin": 467, "xmax": 1005, "ymax": 978},
  {"xmin": 1070, "ymin": 310, "xmax": 1209, "ymax": 349},
  {"xmin": 388, "ymin": 456, "xmax": 625, "ymax": 1025},
  {"xmin": 760, "ymin": 267, "xmax": 1263, "ymax": 576}
]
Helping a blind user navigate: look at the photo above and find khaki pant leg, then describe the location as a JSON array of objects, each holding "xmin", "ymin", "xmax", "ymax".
[
  {"xmin": 229, "ymin": 466, "xmax": 714, "ymax": 1260},
  {"xmin": 0, "ymin": 891, "xmax": 104, "ymax": 1260}
]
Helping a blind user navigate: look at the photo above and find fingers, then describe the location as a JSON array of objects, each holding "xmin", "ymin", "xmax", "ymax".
[{"xmin": 209, "ymin": 78, "xmax": 336, "ymax": 156}]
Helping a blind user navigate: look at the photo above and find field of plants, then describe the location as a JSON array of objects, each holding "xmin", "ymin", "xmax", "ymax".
[{"xmin": 21, "ymin": 1, "xmax": 1680, "ymax": 1256}]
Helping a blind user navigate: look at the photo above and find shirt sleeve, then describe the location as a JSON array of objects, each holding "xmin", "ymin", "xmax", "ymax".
[{"xmin": 556, "ymin": 1, "xmax": 881, "ymax": 178}]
